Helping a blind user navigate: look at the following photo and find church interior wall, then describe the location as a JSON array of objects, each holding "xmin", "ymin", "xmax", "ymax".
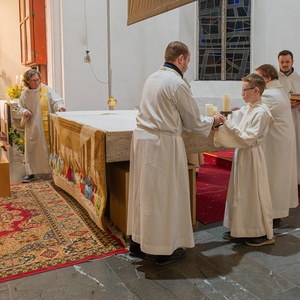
[{"xmin": 0, "ymin": 0, "xmax": 29, "ymax": 100}]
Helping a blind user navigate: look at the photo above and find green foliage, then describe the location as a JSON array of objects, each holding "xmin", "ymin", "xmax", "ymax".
[{"xmin": 9, "ymin": 125, "xmax": 24, "ymax": 154}]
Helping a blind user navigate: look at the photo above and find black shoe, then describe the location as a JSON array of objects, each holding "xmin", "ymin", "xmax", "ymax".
[
  {"xmin": 129, "ymin": 236, "xmax": 143, "ymax": 256},
  {"xmin": 22, "ymin": 174, "xmax": 35, "ymax": 183},
  {"xmin": 156, "ymin": 248, "xmax": 186, "ymax": 266},
  {"xmin": 245, "ymin": 236, "xmax": 275, "ymax": 247},
  {"xmin": 223, "ymin": 231, "xmax": 236, "ymax": 240}
]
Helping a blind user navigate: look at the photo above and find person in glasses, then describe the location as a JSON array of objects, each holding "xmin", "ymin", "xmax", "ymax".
[
  {"xmin": 256, "ymin": 64, "xmax": 298, "ymax": 224},
  {"xmin": 18, "ymin": 69, "xmax": 67, "ymax": 183},
  {"xmin": 215, "ymin": 73, "xmax": 275, "ymax": 246}
]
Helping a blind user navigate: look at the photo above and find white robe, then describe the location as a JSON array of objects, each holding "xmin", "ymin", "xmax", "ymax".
[
  {"xmin": 278, "ymin": 70, "xmax": 300, "ymax": 184},
  {"xmin": 261, "ymin": 80, "xmax": 298, "ymax": 218},
  {"xmin": 127, "ymin": 66, "xmax": 214, "ymax": 255},
  {"xmin": 215, "ymin": 102, "xmax": 274, "ymax": 239},
  {"xmin": 18, "ymin": 83, "xmax": 65, "ymax": 175}
]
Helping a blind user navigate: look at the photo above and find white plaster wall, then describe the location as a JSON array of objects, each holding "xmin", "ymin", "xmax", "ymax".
[
  {"xmin": 58, "ymin": 0, "xmax": 109, "ymax": 111},
  {"xmin": 251, "ymin": 0, "xmax": 300, "ymax": 71},
  {"xmin": 0, "ymin": 0, "xmax": 29, "ymax": 99},
  {"xmin": 50, "ymin": 0, "xmax": 300, "ymax": 112}
]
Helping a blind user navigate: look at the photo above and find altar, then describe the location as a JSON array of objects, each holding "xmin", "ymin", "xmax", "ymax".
[{"xmin": 49, "ymin": 110, "xmax": 228, "ymax": 234}]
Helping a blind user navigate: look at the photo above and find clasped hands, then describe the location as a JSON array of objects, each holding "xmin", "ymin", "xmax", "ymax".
[{"xmin": 212, "ymin": 114, "xmax": 227, "ymax": 131}]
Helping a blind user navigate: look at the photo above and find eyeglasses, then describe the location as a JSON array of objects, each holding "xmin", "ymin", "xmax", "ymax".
[
  {"xmin": 242, "ymin": 87, "xmax": 256, "ymax": 95},
  {"xmin": 29, "ymin": 79, "xmax": 40, "ymax": 83}
]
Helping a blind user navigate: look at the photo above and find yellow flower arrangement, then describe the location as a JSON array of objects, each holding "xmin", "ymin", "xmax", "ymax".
[
  {"xmin": 6, "ymin": 84, "xmax": 24, "ymax": 99},
  {"xmin": 9, "ymin": 125, "xmax": 24, "ymax": 154}
]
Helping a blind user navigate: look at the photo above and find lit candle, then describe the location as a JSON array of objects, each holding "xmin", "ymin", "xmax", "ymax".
[
  {"xmin": 223, "ymin": 94, "xmax": 231, "ymax": 111},
  {"xmin": 213, "ymin": 106, "xmax": 218, "ymax": 115},
  {"xmin": 20, "ymin": 75, "xmax": 23, "ymax": 86},
  {"xmin": 16, "ymin": 75, "xmax": 19, "ymax": 85},
  {"xmin": 205, "ymin": 104, "xmax": 214, "ymax": 117}
]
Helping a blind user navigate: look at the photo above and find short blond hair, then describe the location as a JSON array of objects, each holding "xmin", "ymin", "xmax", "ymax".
[
  {"xmin": 242, "ymin": 73, "xmax": 266, "ymax": 94},
  {"xmin": 164, "ymin": 41, "xmax": 189, "ymax": 63}
]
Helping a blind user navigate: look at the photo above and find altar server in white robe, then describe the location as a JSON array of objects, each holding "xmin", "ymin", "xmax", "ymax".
[
  {"xmin": 277, "ymin": 50, "xmax": 300, "ymax": 184},
  {"xmin": 256, "ymin": 64, "xmax": 298, "ymax": 219},
  {"xmin": 127, "ymin": 41, "xmax": 224, "ymax": 265},
  {"xmin": 215, "ymin": 73, "xmax": 275, "ymax": 247},
  {"xmin": 18, "ymin": 69, "xmax": 66, "ymax": 183}
]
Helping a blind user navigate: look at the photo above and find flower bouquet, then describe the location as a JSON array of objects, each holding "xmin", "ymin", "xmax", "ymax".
[{"xmin": 6, "ymin": 84, "xmax": 24, "ymax": 100}]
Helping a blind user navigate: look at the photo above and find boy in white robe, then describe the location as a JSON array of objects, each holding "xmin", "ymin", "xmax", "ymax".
[{"xmin": 215, "ymin": 73, "xmax": 275, "ymax": 246}]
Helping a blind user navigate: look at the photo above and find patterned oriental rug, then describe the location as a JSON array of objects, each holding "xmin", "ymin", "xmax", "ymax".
[
  {"xmin": 0, "ymin": 181, "xmax": 127, "ymax": 283},
  {"xmin": 196, "ymin": 151, "xmax": 234, "ymax": 224}
]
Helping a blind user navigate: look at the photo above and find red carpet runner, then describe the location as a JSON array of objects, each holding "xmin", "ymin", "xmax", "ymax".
[{"xmin": 196, "ymin": 151, "xmax": 234, "ymax": 224}]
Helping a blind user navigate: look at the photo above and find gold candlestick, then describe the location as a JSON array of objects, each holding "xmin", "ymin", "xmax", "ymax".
[{"xmin": 107, "ymin": 96, "xmax": 117, "ymax": 110}]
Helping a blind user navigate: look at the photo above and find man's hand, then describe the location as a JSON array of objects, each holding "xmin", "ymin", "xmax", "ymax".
[
  {"xmin": 291, "ymin": 101, "xmax": 300, "ymax": 109},
  {"xmin": 231, "ymin": 107, "xmax": 240, "ymax": 111},
  {"xmin": 59, "ymin": 107, "xmax": 67, "ymax": 112},
  {"xmin": 24, "ymin": 110, "xmax": 32, "ymax": 117},
  {"xmin": 212, "ymin": 114, "xmax": 227, "ymax": 130}
]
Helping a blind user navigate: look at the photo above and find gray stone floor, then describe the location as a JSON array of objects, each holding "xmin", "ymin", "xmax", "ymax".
[{"xmin": 1, "ymin": 143, "xmax": 300, "ymax": 300}]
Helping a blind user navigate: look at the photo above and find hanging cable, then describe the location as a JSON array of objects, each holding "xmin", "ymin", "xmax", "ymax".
[{"xmin": 83, "ymin": 0, "xmax": 109, "ymax": 85}]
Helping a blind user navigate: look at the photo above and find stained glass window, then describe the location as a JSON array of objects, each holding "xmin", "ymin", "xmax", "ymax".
[{"xmin": 199, "ymin": 0, "xmax": 251, "ymax": 80}]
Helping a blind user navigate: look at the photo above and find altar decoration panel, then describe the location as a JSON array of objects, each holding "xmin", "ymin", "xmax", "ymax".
[{"xmin": 49, "ymin": 114, "xmax": 107, "ymax": 231}]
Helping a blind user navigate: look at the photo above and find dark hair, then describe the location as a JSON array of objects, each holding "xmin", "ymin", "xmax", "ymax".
[
  {"xmin": 242, "ymin": 73, "xmax": 266, "ymax": 95},
  {"xmin": 23, "ymin": 69, "xmax": 41, "ymax": 88},
  {"xmin": 164, "ymin": 41, "xmax": 189, "ymax": 63},
  {"xmin": 255, "ymin": 64, "xmax": 278, "ymax": 80},
  {"xmin": 278, "ymin": 50, "xmax": 293, "ymax": 60}
]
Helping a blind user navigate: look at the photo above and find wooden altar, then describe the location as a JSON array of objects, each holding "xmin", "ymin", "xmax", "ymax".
[{"xmin": 49, "ymin": 110, "xmax": 228, "ymax": 235}]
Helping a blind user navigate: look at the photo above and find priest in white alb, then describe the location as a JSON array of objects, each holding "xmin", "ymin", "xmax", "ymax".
[
  {"xmin": 127, "ymin": 41, "xmax": 224, "ymax": 265},
  {"xmin": 215, "ymin": 73, "xmax": 275, "ymax": 247},
  {"xmin": 256, "ymin": 64, "xmax": 298, "ymax": 220},
  {"xmin": 277, "ymin": 50, "xmax": 300, "ymax": 184},
  {"xmin": 18, "ymin": 69, "xmax": 67, "ymax": 183}
]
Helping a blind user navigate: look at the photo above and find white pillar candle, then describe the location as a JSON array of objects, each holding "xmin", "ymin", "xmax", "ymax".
[
  {"xmin": 20, "ymin": 75, "xmax": 23, "ymax": 85},
  {"xmin": 16, "ymin": 75, "xmax": 19, "ymax": 85},
  {"xmin": 213, "ymin": 106, "xmax": 218, "ymax": 115},
  {"xmin": 206, "ymin": 104, "xmax": 214, "ymax": 117},
  {"xmin": 223, "ymin": 94, "xmax": 231, "ymax": 111}
]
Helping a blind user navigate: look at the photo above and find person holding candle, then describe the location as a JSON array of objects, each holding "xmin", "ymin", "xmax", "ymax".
[
  {"xmin": 277, "ymin": 50, "xmax": 300, "ymax": 184},
  {"xmin": 127, "ymin": 41, "xmax": 224, "ymax": 265},
  {"xmin": 18, "ymin": 69, "xmax": 67, "ymax": 183},
  {"xmin": 215, "ymin": 73, "xmax": 275, "ymax": 246},
  {"xmin": 256, "ymin": 64, "xmax": 298, "ymax": 222}
]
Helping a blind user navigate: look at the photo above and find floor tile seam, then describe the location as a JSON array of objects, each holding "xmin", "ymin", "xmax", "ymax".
[{"xmin": 103, "ymin": 258, "xmax": 137, "ymax": 297}]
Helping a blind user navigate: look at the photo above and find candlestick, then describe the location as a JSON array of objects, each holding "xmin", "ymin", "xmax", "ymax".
[
  {"xmin": 213, "ymin": 106, "xmax": 218, "ymax": 115},
  {"xmin": 107, "ymin": 96, "xmax": 117, "ymax": 110},
  {"xmin": 205, "ymin": 104, "xmax": 214, "ymax": 117},
  {"xmin": 223, "ymin": 94, "xmax": 231, "ymax": 111}
]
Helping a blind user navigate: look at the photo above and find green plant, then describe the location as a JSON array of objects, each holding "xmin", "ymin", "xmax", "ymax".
[{"xmin": 9, "ymin": 125, "xmax": 24, "ymax": 154}]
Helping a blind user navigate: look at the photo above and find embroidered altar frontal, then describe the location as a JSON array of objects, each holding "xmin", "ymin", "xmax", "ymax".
[{"xmin": 48, "ymin": 110, "xmax": 138, "ymax": 231}]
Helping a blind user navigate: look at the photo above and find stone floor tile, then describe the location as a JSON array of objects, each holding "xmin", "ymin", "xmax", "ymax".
[
  {"xmin": 265, "ymin": 286, "xmax": 300, "ymax": 300},
  {"xmin": 7, "ymin": 260, "xmax": 134, "ymax": 300},
  {"xmin": 0, "ymin": 282, "xmax": 12, "ymax": 300}
]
